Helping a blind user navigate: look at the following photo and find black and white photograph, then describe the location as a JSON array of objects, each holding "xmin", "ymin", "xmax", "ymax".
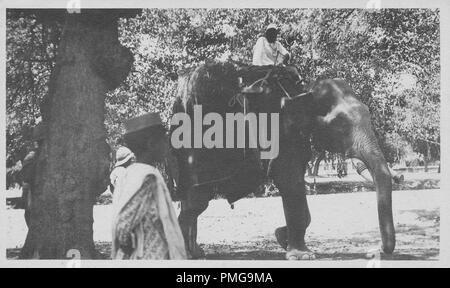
[{"xmin": 1, "ymin": 0, "xmax": 448, "ymax": 270}]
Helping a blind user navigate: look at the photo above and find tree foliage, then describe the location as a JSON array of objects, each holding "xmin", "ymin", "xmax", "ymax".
[
  {"xmin": 6, "ymin": 12, "xmax": 62, "ymax": 166},
  {"xmin": 7, "ymin": 8, "xmax": 440, "ymax": 172}
]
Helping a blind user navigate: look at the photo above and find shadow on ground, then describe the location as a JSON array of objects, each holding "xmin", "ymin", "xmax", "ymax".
[
  {"xmin": 7, "ymin": 208, "xmax": 439, "ymax": 261},
  {"xmin": 305, "ymin": 178, "xmax": 440, "ymax": 195},
  {"xmin": 201, "ymin": 208, "xmax": 440, "ymax": 261}
]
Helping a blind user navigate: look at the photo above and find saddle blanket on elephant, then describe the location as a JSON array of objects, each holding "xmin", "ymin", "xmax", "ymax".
[
  {"xmin": 178, "ymin": 147, "xmax": 265, "ymax": 204},
  {"xmin": 170, "ymin": 62, "xmax": 284, "ymax": 203}
]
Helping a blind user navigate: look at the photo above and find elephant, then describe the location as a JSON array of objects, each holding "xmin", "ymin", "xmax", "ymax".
[{"xmin": 169, "ymin": 61, "xmax": 395, "ymax": 260}]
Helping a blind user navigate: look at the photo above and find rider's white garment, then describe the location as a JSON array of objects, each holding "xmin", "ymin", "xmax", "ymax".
[{"xmin": 252, "ymin": 36, "xmax": 289, "ymax": 66}]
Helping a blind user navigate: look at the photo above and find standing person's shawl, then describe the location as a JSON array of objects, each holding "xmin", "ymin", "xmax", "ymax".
[{"xmin": 112, "ymin": 163, "xmax": 186, "ymax": 259}]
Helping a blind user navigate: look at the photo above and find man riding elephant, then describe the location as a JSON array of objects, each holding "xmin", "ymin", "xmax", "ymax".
[
  {"xmin": 170, "ymin": 62, "xmax": 395, "ymax": 260},
  {"xmin": 253, "ymin": 24, "xmax": 290, "ymax": 66}
]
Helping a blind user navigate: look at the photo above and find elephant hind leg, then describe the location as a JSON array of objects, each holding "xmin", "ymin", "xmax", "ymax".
[
  {"xmin": 275, "ymin": 226, "xmax": 288, "ymax": 250},
  {"xmin": 178, "ymin": 185, "xmax": 213, "ymax": 259}
]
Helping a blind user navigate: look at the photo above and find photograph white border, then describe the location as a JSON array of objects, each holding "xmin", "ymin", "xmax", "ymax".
[{"xmin": 0, "ymin": 0, "xmax": 448, "ymax": 268}]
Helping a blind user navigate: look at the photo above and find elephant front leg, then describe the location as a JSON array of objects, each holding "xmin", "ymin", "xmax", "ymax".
[
  {"xmin": 275, "ymin": 204, "xmax": 311, "ymax": 251},
  {"xmin": 178, "ymin": 186, "xmax": 211, "ymax": 259},
  {"xmin": 271, "ymin": 151, "xmax": 315, "ymax": 260},
  {"xmin": 278, "ymin": 182, "xmax": 315, "ymax": 260}
]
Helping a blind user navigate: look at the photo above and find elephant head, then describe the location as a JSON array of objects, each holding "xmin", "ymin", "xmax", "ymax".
[{"xmin": 283, "ymin": 78, "xmax": 395, "ymax": 254}]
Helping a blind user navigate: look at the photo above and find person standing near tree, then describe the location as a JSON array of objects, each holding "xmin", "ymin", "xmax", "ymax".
[
  {"xmin": 19, "ymin": 122, "xmax": 46, "ymax": 228},
  {"xmin": 111, "ymin": 113, "xmax": 186, "ymax": 260},
  {"xmin": 109, "ymin": 146, "xmax": 135, "ymax": 193}
]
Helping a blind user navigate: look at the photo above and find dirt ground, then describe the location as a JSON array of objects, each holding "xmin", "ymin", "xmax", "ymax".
[{"xmin": 6, "ymin": 189, "xmax": 440, "ymax": 261}]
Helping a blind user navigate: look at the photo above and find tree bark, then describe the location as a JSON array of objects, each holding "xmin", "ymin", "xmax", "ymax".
[
  {"xmin": 21, "ymin": 10, "xmax": 137, "ymax": 259},
  {"xmin": 424, "ymin": 143, "xmax": 431, "ymax": 173},
  {"xmin": 312, "ymin": 151, "xmax": 326, "ymax": 177}
]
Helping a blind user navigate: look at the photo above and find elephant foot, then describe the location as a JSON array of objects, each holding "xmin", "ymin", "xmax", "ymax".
[
  {"xmin": 187, "ymin": 243, "xmax": 206, "ymax": 260},
  {"xmin": 366, "ymin": 247, "xmax": 394, "ymax": 260},
  {"xmin": 286, "ymin": 247, "xmax": 316, "ymax": 260},
  {"xmin": 276, "ymin": 226, "xmax": 315, "ymax": 260}
]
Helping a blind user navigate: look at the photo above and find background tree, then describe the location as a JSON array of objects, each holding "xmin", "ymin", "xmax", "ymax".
[
  {"xmin": 6, "ymin": 11, "xmax": 62, "ymax": 184},
  {"xmin": 10, "ymin": 9, "xmax": 141, "ymax": 259},
  {"xmin": 8, "ymin": 9, "xmax": 440, "ymax": 167}
]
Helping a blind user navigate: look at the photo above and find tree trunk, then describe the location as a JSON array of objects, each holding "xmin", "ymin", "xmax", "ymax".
[
  {"xmin": 424, "ymin": 143, "xmax": 431, "ymax": 173},
  {"xmin": 21, "ymin": 10, "xmax": 137, "ymax": 259},
  {"xmin": 312, "ymin": 151, "xmax": 326, "ymax": 176}
]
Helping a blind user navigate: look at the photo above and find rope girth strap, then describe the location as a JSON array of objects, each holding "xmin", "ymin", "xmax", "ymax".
[{"xmin": 276, "ymin": 79, "xmax": 292, "ymax": 99}]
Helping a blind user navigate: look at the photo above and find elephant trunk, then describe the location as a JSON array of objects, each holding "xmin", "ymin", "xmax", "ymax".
[{"xmin": 352, "ymin": 131, "xmax": 396, "ymax": 254}]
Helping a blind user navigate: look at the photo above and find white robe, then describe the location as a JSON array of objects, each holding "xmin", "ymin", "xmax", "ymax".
[{"xmin": 252, "ymin": 36, "xmax": 289, "ymax": 66}]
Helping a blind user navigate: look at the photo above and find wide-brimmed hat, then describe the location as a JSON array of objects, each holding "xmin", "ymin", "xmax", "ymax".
[
  {"xmin": 115, "ymin": 146, "xmax": 135, "ymax": 167},
  {"xmin": 124, "ymin": 112, "xmax": 163, "ymax": 135},
  {"xmin": 266, "ymin": 23, "xmax": 279, "ymax": 32}
]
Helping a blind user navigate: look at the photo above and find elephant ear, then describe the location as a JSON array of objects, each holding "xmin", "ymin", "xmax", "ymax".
[
  {"xmin": 311, "ymin": 79, "xmax": 339, "ymax": 115},
  {"xmin": 311, "ymin": 79, "xmax": 358, "ymax": 153}
]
